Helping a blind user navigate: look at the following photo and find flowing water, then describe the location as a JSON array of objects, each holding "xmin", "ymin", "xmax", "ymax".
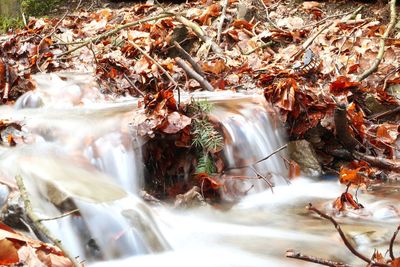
[{"xmin": 0, "ymin": 73, "xmax": 399, "ymax": 266}]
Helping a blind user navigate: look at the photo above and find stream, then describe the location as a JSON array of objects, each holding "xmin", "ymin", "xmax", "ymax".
[{"xmin": 0, "ymin": 72, "xmax": 399, "ymax": 266}]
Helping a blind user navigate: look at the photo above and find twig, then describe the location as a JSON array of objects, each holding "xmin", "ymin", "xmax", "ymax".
[
  {"xmin": 173, "ymin": 41, "xmax": 205, "ymax": 77},
  {"xmin": 175, "ymin": 57, "xmax": 214, "ymax": 91},
  {"xmin": 389, "ymin": 225, "xmax": 400, "ymax": 260},
  {"xmin": 307, "ymin": 203, "xmax": 390, "ymax": 267},
  {"xmin": 173, "ymin": 14, "xmax": 223, "ymax": 55},
  {"xmin": 291, "ymin": 22, "xmax": 333, "ymax": 60},
  {"xmin": 368, "ymin": 106, "xmax": 400, "ymax": 120},
  {"xmin": 259, "ymin": 0, "xmax": 286, "ymax": 32},
  {"xmin": 2, "ymin": 59, "xmax": 10, "ymax": 102},
  {"xmin": 129, "ymin": 41, "xmax": 178, "ymax": 87},
  {"xmin": 38, "ymin": 209, "xmax": 80, "ymax": 222},
  {"xmin": 216, "ymin": 0, "xmax": 229, "ymax": 44},
  {"xmin": 37, "ymin": 10, "xmax": 69, "ymax": 72},
  {"xmin": 286, "ymin": 249, "xmax": 352, "ymax": 267},
  {"xmin": 357, "ymin": 0, "xmax": 397, "ymax": 82},
  {"xmin": 242, "ymin": 41, "xmax": 274, "ymax": 55},
  {"xmin": 15, "ymin": 175, "xmax": 81, "ymax": 267},
  {"xmin": 58, "ymin": 13, "xmax": 174, "ymax": 57},
  {"xmin": 291, "ymin": 6, "xmax": 363, "ymax": 60},
  {"xmin": 123, "ymin": 73, "xmax": 145, "ymax": 97},
  {"xmin": 296, "ymin": 8, "xmax": 362, "ymax": 30},
  {"xmin": 353, "ymin": 151, "xmax": 400, "ymax": 172},
  {"xmin": 225, "ymin": 144, "xmax": 287, "ymax": 170}
]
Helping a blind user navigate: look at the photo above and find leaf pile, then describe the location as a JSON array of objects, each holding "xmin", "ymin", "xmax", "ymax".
[{"xmin": 0, "ymin": 222, "xmax": 72, "ymax": 267}]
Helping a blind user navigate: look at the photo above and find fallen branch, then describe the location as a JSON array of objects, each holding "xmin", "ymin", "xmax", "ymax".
[
  {"xmin": 2, "ymin": 59, "xmax": 10, "ymax": 102},
  {"xmin": 123, "ymin": 73, "xmax": 145, "ymax": 97},
  {"xmin": 58, "ymin": 13, "xmax": 174, "ymax": 57},
  {"xmin": 368, "ymin": 106, "xmax": 400, "ymax": 120},
  {"xmin": 15, "ymin": 175, "xmax": 81, "ymax": 267},
  {"xmin": 353, "ymin": 151, "xmax": 400, "ymax": 172},
  {"xmin": 173, "ymin": 14, "xmax": 223, "ymax": 55},
  {"xmin": 286, "ymin": 249, "xmax": 352, "ymax": 267},
  {"xmin": 38, "ymin": 209, "xmax": 80, "ymax": 223},
  {"xmin": 307, "ymin": 203, "xmax": 390, "ymax": 267},
  {"xmin": 334, "ymin": 103, "xmax": 359, "ymax": 151},
  {"xmin": 291, "ymin": 6, "xmax": 363, "ymax": 60},
  {"xmin": 175, "ymin": 57, "xmax": 214, "ymax": 91},
  {"xmin": 389, "ymin": 225, "xmax": 400, "ymax": 260},
  {"xmin": 216, "ymin": 0, "xmax": 229, "ymax": 44},
  {"xmin": 357, "ymin": 0, "xmax": 397, "ymax": 82},
  {"xmin": 173, "ymin": 41, "xmax": 205, "ymax": 77},
  {"xmin": 129, "ymin": 41, "xmax": 178, "ymax": 88}
]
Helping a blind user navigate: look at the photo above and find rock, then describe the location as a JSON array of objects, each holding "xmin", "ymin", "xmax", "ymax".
[
  {"xmin": 288, "ymin": 140, "xmax": 322, "ymax": 177},
  {"xmin": 174, "ymin": 186, "xmax": 206, "ymax": 209},
  {"xmin": 364, "ymin": 93, "xmax": 392, "ymax": 114},
  {"xmin": 237, "ymin": 1, "xmax": 256, "ymax": 21}
]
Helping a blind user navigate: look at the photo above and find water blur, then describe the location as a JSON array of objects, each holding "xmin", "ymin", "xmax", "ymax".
[{"xmin": 0, "ymin": 73, "xmax": 398, "ymax": 266}]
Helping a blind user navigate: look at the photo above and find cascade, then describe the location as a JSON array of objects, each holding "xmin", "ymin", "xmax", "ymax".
[{"xmin": 0, "ymin": 73, "xmax": 398, "ymax": 266}]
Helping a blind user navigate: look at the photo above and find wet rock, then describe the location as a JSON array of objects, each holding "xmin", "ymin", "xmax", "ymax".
[
  {"xmin": 14, "ymin": 91, "xmax": 44, "ymax": 109},
  {"xmin": 288, "ymin": 140, "xmax": 322, "ymax": 177},
  {"xmin": 174, "ymin": 186, "xmax": 206, "ymax": 209},
  {"xmin": 1, "ymin": 191, "xmax": 27, "ymax": 230},
  {"xmin": 364, "ymin": 93, "xmax": 392, "ymax": 114}
]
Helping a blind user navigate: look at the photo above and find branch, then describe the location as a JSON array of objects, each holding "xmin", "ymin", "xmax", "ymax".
[
  {"xmin": 173, "ymin": 15, "xmax": 223, "ymax": 55},
  {"xmin": 286, "ymin": 249, "xmax": 353, "ymax": 267},
  {"xmin": 38, "ymin": 209, "xmax": 80, "ymax": 223},
  {"xmin": 216, "ymin": 0, "xmax": 229, "ymax": 44},
  {"xmin": 389, "ymin": 225, "xmax": 400, "ymax": 260},
  {"xmin": 173, "ymin": 41, "xmax": 205, "ymax": 77},
  {"xmin": 175, "ymin": 57, "xmax": 214, "ymax": 91},
  {"xmin": 128, "ymin": 41, "xmax": 178, "ymax": 87},
  {"xmin": 357, "ymin": 0, "xmax": 397, "ymax": 82},
  {"xmin": 307, "ymin": 203, "xmax": 390, "ymax": 267},
  {"xmin": 123, "ymin": 73, "xmax": 145, "ymax": 97},
  {"xmin": 58, "ymin": 13, "xmax": 174, "ymax": 57},
  {"xmin": 353, "ymin": 151, "xmax": 400, "ymax": 172},
  {"xmin": 334, "ymin": 103, "xmax": 359, "ymax": 151},
  {"xmin": 15, "ymin": 175, "xmax": 81, "ymax": 267}
]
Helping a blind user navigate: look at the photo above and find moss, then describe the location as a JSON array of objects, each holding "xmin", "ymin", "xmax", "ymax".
[
  {"xmin": 0, "ymin": 16, "xmax": 23, "ymax": 33},
  {"xmin": 21, "ymin": 0, "xmax": 63, "ymax": 17}
]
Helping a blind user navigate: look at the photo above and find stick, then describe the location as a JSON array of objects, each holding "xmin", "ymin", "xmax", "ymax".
[
  {"xmin": 291, "ymin": 6, "xmax": 363, "ymax": 60},
  {"xmin": 15, "ymin": 175, "xmax": 81, "ymax": 267},
  {"xmin": 173, "ymin": 15, "xmax": 223, "ymax": 55},
  {"xmin": 2, "ymin": 60, "xmax": 10, "ymax": 102},
  {"xmin": 216, "ymin": 0, "xmax": 229, "ymax": 44},
  {"xmin": 353, "ymin": 151, "xmax": 400, "ymax": 172},
  {"xmin": 123, "ymin": 73, "xmax": 145, "ymax": 97},
  {"xmin": 307, "ymin": 203, "xmax": 390, "ymax": 267},
  {"xmin": 389, "ymin": 225, "xmax": 400, "ymax": 260},
  {"xmin": 38, "ymin": 209, "xmax": 80, "ymax": 222},
  {"xmin": 58, "ymin": 13, "xmax": 174, "ymax": 57},
  {"xmin": 175, "ymin": 57, "xmax": 214, "ymax": 91},
  {"xmin": 286, "ymin": 249, "xmax": 352, "ymax": 267},
  {"xmin": 173, "ymin": 41, "xmax": 205, "ymax": 77},
  {"xmin": 334, "ymin": 103, "xmax": 359, "ymax": 151},
  {"xmin": 129, "ymin": 41, "xmax": 178, "ymax": 87},
  {"xmin": 357, "ymin": 0, "xmax": 397, "ymax": 82},
  {"xmin": 296, "ymin": 8, "xmax": 362, "ymax": 30},
  {"xmin": 368, "ymin": 106, "xmax": 400, "ymax": 120}
]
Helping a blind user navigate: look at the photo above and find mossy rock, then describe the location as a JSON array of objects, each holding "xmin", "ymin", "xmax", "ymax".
[{"xmin": 21, "ymin": 0, "xmax": 63, "ymax": 17}]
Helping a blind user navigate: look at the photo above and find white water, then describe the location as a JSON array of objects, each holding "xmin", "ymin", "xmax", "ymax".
[{"xmin": 0, "ymin": 73, "xmax": 399, "ymax": 266}]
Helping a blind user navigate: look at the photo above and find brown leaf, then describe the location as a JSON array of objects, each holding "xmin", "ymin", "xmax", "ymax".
[{"xmin": 159, "ymin": 112, "xmax": 191, "ymax": 134}]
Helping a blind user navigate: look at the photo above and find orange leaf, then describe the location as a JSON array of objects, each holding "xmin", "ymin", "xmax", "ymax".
[
  {"xmin": 376, "ymin": 123, "xmax": 399, "ymax": 144},
  {"xmin": 339, "ymin": 167, "xmax": 363, "ymax": 185},
  {"xmin": 330, "ymin": 76, "xmax": 360, "ymax": 95},
  {"xmin": 288, "ymin": 160, "xmax": 300, "ymax": 179},
  {"xmin": 0, "ymin": 239, "xmax": 19, "ymax": 265},
  {"xmin": 391, "ymin": 258, "xmax": 400, "ymax": 267}
]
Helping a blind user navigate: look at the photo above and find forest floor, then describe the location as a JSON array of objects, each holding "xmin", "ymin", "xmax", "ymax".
[{"xmin": 0, "ymin": 0, "xmax": 399, "ymax": 266}]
